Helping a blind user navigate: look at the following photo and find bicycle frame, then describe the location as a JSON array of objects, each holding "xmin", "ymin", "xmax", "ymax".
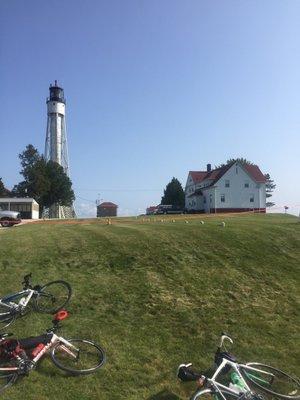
[
  {"xmin": 0, "ymin": 333, "xmax": 79, "ymax": 373},
  {"xmin": 191, "ymin": 358, "xmax": 274, "ymax": 400},
  {"xmin": 0, "ymin": 289, "xmax": 36, "ymax": 311}
]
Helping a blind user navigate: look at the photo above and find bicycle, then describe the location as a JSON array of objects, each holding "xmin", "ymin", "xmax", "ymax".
[
  {"xmin": 0, "ymin": 273, "xmax": 72, "ymax": 330},
  {"xmin": 0, "ymin": 310, "xmax": 106, "ymax": 394},
  {"xmin": 177, "ymin": 333, "xmax": 300, "ymax": 400}
]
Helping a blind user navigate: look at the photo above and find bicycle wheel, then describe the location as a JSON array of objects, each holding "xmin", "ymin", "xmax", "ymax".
[
  {"xmin": 51, "ymin": 339, "xmax": 105, "ymax": 375},
  {"xmin": 35, "ymin": 280, "xmax": 72, "ymax": 313},
  {"xmin": 0, "ymin": 303, "xmax": 15, "ymax": 330},
  {"xmin": 242, "ymin": 363, "xmax": 300, "ymax": 399},
  {"xmin": 0, "ymin": 362, "xmax": 18, "ymax": 394}
]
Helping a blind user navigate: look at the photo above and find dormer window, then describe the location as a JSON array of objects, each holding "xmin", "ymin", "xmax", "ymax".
[{"xmin": 244, "ymin": 182, "xmax": 249, "ymax": 188}]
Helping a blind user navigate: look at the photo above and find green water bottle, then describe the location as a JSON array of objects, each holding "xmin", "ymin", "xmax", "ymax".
[{"xmin": 230, "ymin": 371, "xmax": 246, "ymax": 391}]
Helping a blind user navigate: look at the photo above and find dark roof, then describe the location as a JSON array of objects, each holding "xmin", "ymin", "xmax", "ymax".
[
  {"xmin": 189, "ymin": 162, "xmax": 266, "ymax": 186},
  {"xmin": 189, "ymin": 171, "xmax": 208, "ymax": 183},
  {"xmin": 243, "ymin": 164, "xmax": 266, "ymax": 183},
  {"xmin": 189, "ymin": 163, "xmax": 232, "ymax": 185},
  {"xmin": 98, "ymin": 202, "xmax": 118, "ymax": 208},
  {"xmin": 206, "ymin": 163, "xmax": 233, "ymax": 185}
]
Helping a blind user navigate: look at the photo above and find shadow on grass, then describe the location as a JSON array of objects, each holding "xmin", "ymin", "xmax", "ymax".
[
  {"xmin": 36, "ymin": 358, "xmax": 75, "ymax": 379},
  {"xmin": 147, "ymin": 389, "xmax": 181, "ymax": 400}
]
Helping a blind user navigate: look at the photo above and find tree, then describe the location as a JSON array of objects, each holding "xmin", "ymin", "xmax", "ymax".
[
  {"xmin": 216, "ymin": 158, "xmax": 254, "ymax": 168},
  {"xmin": 42, "ymin": 161, "xmax": 75, "ymax": 209},
  {"xmin": 265, "ymin": 173, "xmax": 276, "ymax": 208},
  {"xmin": 161, "ymin": 177, "xmax": 185, "ymax": 208},
  {"xmin": 0, "ymin": 178, "xmax": 10, "ymax": 197},
  {"xmin": 19, "ymin": 144, "xmax": 41, "ymax": 178},
  {"xmin": 13, "ymin": 145, "xmax": 75, "ymax": 216}
]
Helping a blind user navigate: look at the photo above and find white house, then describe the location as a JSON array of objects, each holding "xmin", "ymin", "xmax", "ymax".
[{"xmin": 185, "ymin": 162, "xmax": 266, "ymax": 213}]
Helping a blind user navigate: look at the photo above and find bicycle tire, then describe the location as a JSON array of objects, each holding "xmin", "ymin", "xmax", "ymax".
[
  {"xmin": 242, "ymin": 363, "xmax": 300, "ymax": 399},
  {"xmin": 51, "ymin": 338, "xmax": 105, "ymax": 375},
  {"xmin": 0, "ymin": 303, "xmax": 16, "ymax": 330},
  {"xmin": 0, "ymin": 366, "xmax": 18, "ymax": 394},
  {"xmin": 34, "ymin": 280, "xmax": 72, "ymax": 313}
]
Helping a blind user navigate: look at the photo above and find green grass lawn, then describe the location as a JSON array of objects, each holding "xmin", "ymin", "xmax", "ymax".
[{"xmin": 0, "ymin": 213, "xmax": 299, "ymax": 399}]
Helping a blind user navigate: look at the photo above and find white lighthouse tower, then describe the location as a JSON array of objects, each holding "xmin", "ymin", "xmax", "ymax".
[{"xmin": 44, "ymin": 81, "xmax": 76, "ymax": 219}]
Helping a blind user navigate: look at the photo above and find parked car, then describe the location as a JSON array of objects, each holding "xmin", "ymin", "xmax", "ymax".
[
  {"xmin": 0, "ymin": 210, "xmax": 21, "ymax": 227},
  {"xmin": 154, "ymin": 204, "xmax": 185, "ymax": 215}
]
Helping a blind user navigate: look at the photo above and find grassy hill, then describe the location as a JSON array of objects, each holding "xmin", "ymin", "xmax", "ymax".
[{"xmin": 0, "ymin": 213, "xmax": 299, "ymax": 400}]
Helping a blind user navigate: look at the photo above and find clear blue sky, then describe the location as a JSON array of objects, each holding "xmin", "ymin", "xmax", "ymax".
[{"xmin": 1, "ymin": 0, "xmax": 299, "ymax": 216}]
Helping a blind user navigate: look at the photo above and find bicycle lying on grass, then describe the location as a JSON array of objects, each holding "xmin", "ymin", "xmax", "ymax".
[
  {"xmin": 0, "ymin": 310, "xmax": 106, "ymax": 394},
  {"xmin": 0, "ymin": 273, "xmax": 72, "ymax": 329},
  {"xmin": 177, "ymin": 333, "xmax": 300, "ymax": 400}
]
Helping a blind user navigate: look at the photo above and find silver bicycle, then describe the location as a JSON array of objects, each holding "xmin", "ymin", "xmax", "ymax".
[
  {"xmin": 0, "ymin": 273, "xmax": 72, "ymax": 329},
  {"xmin": 177, "ymin": 333, "xmax": 300, "ymax": 400},
  {"xmin": 0, "ymin": 310, "xmax": 105, "ymax": 394}
]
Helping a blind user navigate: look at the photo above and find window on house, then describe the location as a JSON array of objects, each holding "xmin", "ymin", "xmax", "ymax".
[
  {"xmin": 221, "ymin": 194, "xmax": 225, "ymax": 203},
  {"xmin": 225, "ymin": 180, "xmax": 230, "ymax": 188},
  {"xmin": 250, "ymin": 194, "xmax": 254, "ymax": 203},
  {"xmin": 236, "ymin": 167, "xmax": 238, "ymax": 174},
  {"xmin": 203, "ymin": 196, "xmax": 206, "ymax": 204},
  {"xmin": 210, "ymin": 194, "xmax": 213, "ymax": 203},
  {"xmin": 244, "ymin": 182, "xmax": 249, "ymax": 188}
]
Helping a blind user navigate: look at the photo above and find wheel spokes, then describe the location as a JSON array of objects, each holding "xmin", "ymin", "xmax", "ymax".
[
  {"xmin": 36, "ymin": 281, "xmax": 71, "ymax": 313},
  {"xmin": 53, "ymin": 340, "xmax": 104, "ymax": 372}
]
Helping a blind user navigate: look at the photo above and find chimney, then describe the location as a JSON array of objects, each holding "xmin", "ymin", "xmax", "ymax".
[{"xmin": 207, "ymin": 163, "xmax": 211, "ymax": 172}]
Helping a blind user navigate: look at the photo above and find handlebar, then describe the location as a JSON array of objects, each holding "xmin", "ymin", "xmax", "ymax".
[{"xmin": 219, "ymin": 332, "xmax": 233, "ymax": 348}]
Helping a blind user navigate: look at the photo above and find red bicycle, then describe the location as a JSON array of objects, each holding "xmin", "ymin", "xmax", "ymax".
[{"xmin": 0, "ymin": 310, "xmax": 105, "ymax": 394}]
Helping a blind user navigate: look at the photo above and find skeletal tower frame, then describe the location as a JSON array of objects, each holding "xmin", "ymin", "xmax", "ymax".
[{"xmin": 44, "ymin": 81, "xmax": 76, "ymax": 218}]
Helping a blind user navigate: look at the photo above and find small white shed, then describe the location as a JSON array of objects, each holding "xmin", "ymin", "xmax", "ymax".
[{"xmin": 0, "ymin": 198, "xmax": 39, "ymax": 219}]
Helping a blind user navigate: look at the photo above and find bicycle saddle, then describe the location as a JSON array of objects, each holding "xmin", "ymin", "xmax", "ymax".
[{"xmin": 177, "ymin": 364, "xmax": 202, "ymax": 382}]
